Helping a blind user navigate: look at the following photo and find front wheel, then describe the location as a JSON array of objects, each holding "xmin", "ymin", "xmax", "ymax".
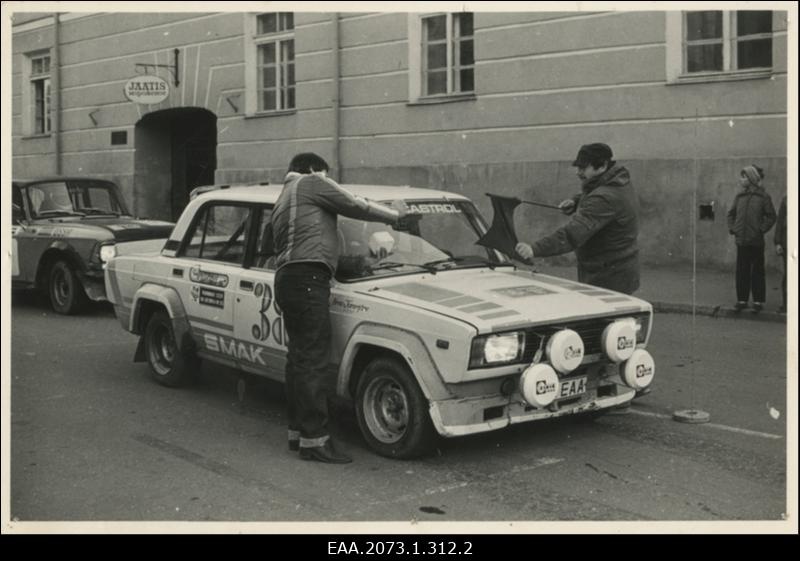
[
  {"xmin": 355, "ymin": 357, "xmax": 437, "ymax": 459},
  {"xmin": 47, "ymin": 259, "xmax": 87, "ymax": 315},
  {"xmin": 144, "ymin": 310, "xmax": 196, "ymax": 387}
]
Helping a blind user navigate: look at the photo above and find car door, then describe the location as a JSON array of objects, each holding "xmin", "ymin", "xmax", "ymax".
[
  {"xmin": 169, "ymin": 201, "xmax": 250, "ymax": 369},
  {"xmin": 232, "ymin": 205, "xmax": 288, "ymax": 382}
]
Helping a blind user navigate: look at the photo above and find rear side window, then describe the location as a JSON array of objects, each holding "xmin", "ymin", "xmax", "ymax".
[{"xmin": 182, "ymin": 203, "xmax": 252, "ymax": 265}]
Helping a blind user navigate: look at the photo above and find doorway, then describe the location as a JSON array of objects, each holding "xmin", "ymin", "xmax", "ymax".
[{"xmin": 134, "ymin": 108, "xmax": 217, "ymax": 221}]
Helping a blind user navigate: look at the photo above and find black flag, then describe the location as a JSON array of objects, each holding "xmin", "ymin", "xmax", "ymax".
[{"xmin": 476, "ymin": 193, "xmax": 523, "ymax": 259}]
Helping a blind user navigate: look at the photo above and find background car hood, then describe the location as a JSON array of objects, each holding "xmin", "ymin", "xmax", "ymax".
[
  {"xmin": 355, "ymin": 268, "xmax": 651, "ymax": 332},
  {"xmin": 33, "ymin": 217, "xmax": 175, "ymax": 242}
]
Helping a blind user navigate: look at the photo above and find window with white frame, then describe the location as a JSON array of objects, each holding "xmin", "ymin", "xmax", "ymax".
[
  {"xmin": 420, "ymin": 13, "xmax": 474, "ymax": 96},
  {"xmin": 30, "ymin": 53, "xmax": 51, "ymax": 134},
  {"xmin": 249, "ymin": 12, "xmax": 295, "ymax": 113},
  {"xmin": 683, "ymin": 11, "xmax": 772, "ymax": 73}
]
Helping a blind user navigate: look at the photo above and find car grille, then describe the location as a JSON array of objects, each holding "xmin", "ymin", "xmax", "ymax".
[{"xmin": 521, "ymin": 314, "xmax": 636, "ymax": 361}]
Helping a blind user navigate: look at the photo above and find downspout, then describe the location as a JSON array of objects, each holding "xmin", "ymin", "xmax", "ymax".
[
  {"xmin": 331, "ymin": 13, "xmax": 342, "ymax": 182},
  {"xmin": 52, "ymin": 12, "xmax": 62, "ymax": 174}
]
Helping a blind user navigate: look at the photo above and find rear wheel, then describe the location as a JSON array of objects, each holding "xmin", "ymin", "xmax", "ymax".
[
  {"xmin": 355, "ymin": 357, "xmax": 437, "ymax": 459},
  {"xmin": 47, "ymin": 259, "xmax": 86, "ymax": 315},
  {"xmin": 144, "ymin": 310, "xmax": 196, "ymax": 387}
]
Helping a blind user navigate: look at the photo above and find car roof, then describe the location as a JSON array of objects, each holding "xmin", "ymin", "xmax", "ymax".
[{"xmin": 198, "ymin": 183, "xmax": 471, "ymax": 204}]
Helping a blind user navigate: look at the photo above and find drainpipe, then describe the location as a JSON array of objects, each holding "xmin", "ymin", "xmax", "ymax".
[
  {"xmin": 331, "ymin": 13, "xmax": 341, "ymax": 182},
  {"xmin": 52, "ymin": 12, "xmax": 62, "ymax": 174}
]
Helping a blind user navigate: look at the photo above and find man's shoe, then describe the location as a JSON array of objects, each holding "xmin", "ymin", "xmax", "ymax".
[
  {"xmin": 751, "ymin": 302, "xmax": 764, "ymax": 314},
  {"xmin": 299, "ymin": 440, "xmax": 352, "ymax": 464},
  {"xmin": 733, "ymin": 301, "xmax": 748, "ymax": 311},
  {"xmin": 288, "ymin": 439, "xmax": 299, "ymax": 452}
]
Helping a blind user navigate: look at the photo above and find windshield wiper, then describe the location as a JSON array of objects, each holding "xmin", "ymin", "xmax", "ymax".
[
  {"xmin": 369, "ymin": 261, "xmax": 438, "ymax": 274},
  {"xmin": 424, "ymin": 256, "xmax": 498, "ymax": 270},
  {"xmin": 37, "ymin": 210, "xmax": 86, "ymax": 217},
  {"xmin": 80, "ymin": 207, "xmax": 120, "ymax": 216}
]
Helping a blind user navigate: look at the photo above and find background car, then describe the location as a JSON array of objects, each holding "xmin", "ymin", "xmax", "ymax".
[{"xmin": 12, "ymin": 177, "xmax": 175, "ymax": 314}]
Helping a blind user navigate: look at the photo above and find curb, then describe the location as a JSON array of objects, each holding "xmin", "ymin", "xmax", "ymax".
[{"xmin": 652, "ymin": 301, "xmax": 786, "ymax": 323}]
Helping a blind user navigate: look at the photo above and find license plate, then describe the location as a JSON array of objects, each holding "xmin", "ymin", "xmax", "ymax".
[{"xmin": 559, "ymin": 376, "xmax": 587, "ymax": 398}]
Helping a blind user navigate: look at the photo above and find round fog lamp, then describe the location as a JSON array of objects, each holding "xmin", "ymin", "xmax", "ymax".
[
  {"xmin": 546, "ymin": 329, "xmax": 584, "ymax": 373},
  {"xmin": 602, "ymin": 319, "xmax": 637, "ymax": 362},
  {"xmin": 622, "ymin": 349, "xmax": 655, "ymax": 389},
  {"xmin": 519, "ymin": 363, "xmax": 559, "ymax": 408}
]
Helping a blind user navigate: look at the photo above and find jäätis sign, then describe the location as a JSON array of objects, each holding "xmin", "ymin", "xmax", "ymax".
[{"xmin": 124, "ymin": 75, "xmax": 169, "ymax": 104}]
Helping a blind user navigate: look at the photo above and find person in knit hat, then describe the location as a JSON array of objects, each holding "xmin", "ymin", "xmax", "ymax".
[{"xmin": 726, "ymin": 164, "xmax": 777, "ymax": 313}]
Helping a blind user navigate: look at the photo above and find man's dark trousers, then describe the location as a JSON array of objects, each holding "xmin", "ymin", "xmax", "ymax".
[
  {"xmin": 275, "ymin": 262, "xmax": 333, "ymax": 446},
  {"xmin": 736, "ymin": 245, "xmax": 766, "ymax": 303}
]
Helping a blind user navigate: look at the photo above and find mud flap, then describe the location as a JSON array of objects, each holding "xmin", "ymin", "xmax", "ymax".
[{"xmin": 133, "ymin": 336, "xmax": 146, "ymax": 362}]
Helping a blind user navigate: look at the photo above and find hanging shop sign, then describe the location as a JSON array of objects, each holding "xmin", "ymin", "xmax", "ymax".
[{"xmin": 124, "ymin": 75, "xmax": 170, "ymax": 105}]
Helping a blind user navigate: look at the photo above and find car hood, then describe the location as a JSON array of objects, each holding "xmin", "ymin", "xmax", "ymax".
[
  {"xmin": 353, "ymin": 267, "xmax": 651, "ymax": 332},
  {"xmin": 32, "ymin": 216, "xmax": 175, "ymax": 242}
]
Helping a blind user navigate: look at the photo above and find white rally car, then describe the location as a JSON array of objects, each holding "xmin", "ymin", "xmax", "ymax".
[{"xmin": 105, "ymin": 183, "xmax": 655, "ymax": 459}]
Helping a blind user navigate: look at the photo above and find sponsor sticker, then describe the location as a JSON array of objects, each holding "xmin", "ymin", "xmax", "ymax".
[
  {"xmin": 192, "ymin": 286, "xmax": 225, "ymax": 309},
  {"xmin": 330, "ymin": 295, "xmax": 369, "ymax": 313},
  {"xmin": 407, "ymin": 203, "xmax": 462, "ymax": 215},
  {"xmin": 189, "ymin": 267, "xmax": 229, "ymax": 288},
  {"xmin": 492, "ymin": 285, "xmax": 554, "ymax": 298}
]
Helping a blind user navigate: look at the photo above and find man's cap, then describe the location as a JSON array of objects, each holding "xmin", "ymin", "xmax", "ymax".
[{"xmin": 572, "ymin": 143, "xmax": 613, "ymax": 167}]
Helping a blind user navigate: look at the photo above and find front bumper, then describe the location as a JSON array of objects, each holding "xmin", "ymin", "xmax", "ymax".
[
  {"xmin": 429, "ymin": 379, "xmax": 635, "ymax": 438},
  {"xmin": 79, "ymin": 268, "xmax": 108, "ymax": 302}
]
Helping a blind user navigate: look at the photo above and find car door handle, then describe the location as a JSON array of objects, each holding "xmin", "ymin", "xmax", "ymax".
[
  {"xmin": 172, "ymin": 268, "xmax": 184, "ymax": 277},
  {"xmin": 240, "ymin": 280, "xmax": 254, "ymax": 291}
]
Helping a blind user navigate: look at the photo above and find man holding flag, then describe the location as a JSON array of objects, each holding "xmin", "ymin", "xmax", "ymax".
[{"xmin": 515, "ymin": 143, "xmax": 640, "ymax": 295}]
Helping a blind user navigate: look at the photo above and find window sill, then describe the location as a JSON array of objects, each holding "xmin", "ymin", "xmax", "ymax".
[
  {"xmin": 244, "ymin": 109, "xmax": 297, "ymax": 119},
  {"xmin": 407, "ymin": 93, "xmax": 477, "ymax": 106},
  {"xmin": 668, "ymin": 69, "xmax": 773, "ymax": 85},
  {"xmin": 22, "ymin": 133, "xmax": 52, "ymax": 140}
]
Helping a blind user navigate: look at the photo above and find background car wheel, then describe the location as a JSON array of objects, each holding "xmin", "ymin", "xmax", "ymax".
[
  {"xmin": 355, "ymin": 357, "xmax": 437, "ymax": 459},
  {"xmin": 144, "ymin": 310, "xmax": 196, "ymax": 387},
  {"xmin": 48, "ymin": 259, "xmax": 87, "ymax": 315}
]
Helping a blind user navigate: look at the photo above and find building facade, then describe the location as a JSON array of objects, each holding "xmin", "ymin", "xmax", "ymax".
[{"xmin": 11, "ymin": 9, "xmax": 789, "ymax": 269}]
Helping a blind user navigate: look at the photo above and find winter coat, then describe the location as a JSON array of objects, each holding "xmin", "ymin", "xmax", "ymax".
[
  {"xmin": 532, "ymin": 164, "xmax": 640, "ymax": 294},
  {"xmin": 726, "ymin": 185, "xmax": 776, "ymax": 247},
  {"xmin": 272, "ymin": 172, "xmax": 398, "ymax": 274}
]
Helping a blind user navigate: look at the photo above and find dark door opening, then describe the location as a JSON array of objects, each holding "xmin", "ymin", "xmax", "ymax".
[{"xmin": 134, "ymin": 108, "xmax": 217, "ymax": 221}]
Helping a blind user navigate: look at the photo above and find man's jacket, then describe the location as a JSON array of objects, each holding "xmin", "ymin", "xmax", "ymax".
[
  {"xmin": 727, "ymin": 185, "xmax": 777, "ymax": 247},
  {"xmin": 774, "ymin": 195, "xmax": 787, "ymax": 248},
  {"xmin": 532, "ymin": 164, "xmax": 640, "ymax": 294},
  {"xmin": 272, "ymin": 172, "xmax": 398, "ymax": 274}
]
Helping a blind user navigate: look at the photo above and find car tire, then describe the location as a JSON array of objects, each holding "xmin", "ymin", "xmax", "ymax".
[
  {"xmin": 47, "ymin": 259, "xmax": 87, "ymax": 315},
  {"xmin": 144, "ymin": 310, "xmax": 196, "ymax": 387},
  {"xmin": 355, "ymin": 357, "xmax": 437, "ymax": 459}
]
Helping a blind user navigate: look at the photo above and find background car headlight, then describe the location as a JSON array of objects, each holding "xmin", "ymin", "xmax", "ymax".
[
  {"xmin": 633, "ymin": 313, "xmax": 651, "ymax": 344},
  {"xmin": 99, "ymin": 244, "xmax": 117, "ymax": 263},
  {"xmin": 469, "ymin": 331, "xmax": 525, "ymax": 368}
]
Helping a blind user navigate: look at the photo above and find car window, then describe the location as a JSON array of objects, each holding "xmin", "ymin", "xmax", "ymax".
[
  {"xmin": 26, "ymin": 181, "xmax": 73, "ymax": 216},
  {"xmin": 251, "ymin": 206, "xmax": 276, "ymax": 270},
  {"xmin": 182, "ymin": 203, "xmax": 252, "ymax": 265},
  {"xmin": 12, "ymin": 185, "xmax": 25, "ymax": 223}
]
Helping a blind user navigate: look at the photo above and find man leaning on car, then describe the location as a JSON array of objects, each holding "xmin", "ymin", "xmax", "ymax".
[{"xmin": 271, "ymin": 153, "xmax": 408, "ymax": 464}]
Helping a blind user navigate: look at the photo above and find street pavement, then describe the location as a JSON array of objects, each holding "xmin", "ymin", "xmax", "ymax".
[{"xmin": 536, "ymin": 263, "xmax": 788, "ymax": 323}]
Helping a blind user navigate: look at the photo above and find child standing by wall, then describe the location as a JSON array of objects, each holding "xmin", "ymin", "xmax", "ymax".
[{"xmin": 727, "ymin": 165, "xmax": 777, "ymax": 313}]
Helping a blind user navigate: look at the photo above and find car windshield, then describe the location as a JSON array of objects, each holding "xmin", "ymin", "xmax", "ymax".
[
  {"xmin": 336, "ymin": 199, "xmax": 510, "ymax": 281},
  {"xmin": 25, "ymin": 180, "xmax": 130, "ymax": 219}
]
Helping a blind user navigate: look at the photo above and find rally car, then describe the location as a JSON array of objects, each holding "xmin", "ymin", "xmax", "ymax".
[
  {"xmin": 104, "ymin": 183, "xmax": 655, "ymax": 458},
  {"xmin": 12, "ymin": 177, "xmax": 174, "ymax": 314}
]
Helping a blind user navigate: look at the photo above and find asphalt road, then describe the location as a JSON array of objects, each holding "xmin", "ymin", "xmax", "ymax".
[{"xmin": 6, "ymin": 292, "xmax": 789, "ymax": 528}]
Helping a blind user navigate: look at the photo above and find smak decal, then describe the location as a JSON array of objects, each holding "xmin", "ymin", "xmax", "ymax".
[
  {"xmin": 617, "ymin": 336, "xmax": 635, "ymax": 351},
  {"xmin": 564, "ymin": 345, "xmax": 583, "ymax": 360},
  {"xmin": 636, "ymin": 364, "xmax": 653, "ymax": 378},
  {"xmin": 203, "ymin": 333, "xmax": 268, "ymax": 366},
  {"xmin": 252, "ymin": 282, "xmax": 287, "ymax": 346}
]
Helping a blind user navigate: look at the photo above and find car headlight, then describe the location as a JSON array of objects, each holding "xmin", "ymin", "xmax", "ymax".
[
  {"xmin": 469, "ymin": 331, "xmax": 525, "ymax": 368},
  {"xmin": 99, "ymin": 244, "xmax": 117, "ymax": 263},
  {"xmin": 632, "ymin": 313, "xmax": 651, "ymax": 344}
]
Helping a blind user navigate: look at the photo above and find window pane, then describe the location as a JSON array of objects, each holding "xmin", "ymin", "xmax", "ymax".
[
  {"xmin": 201, "ymin": 206, "xmax": 250, "ymax": 264},
  {"xmin": 286, "ymin": 63, "xmax": 295, "ymax": 86},
  {"xmin": 459, "ymin": 68, "xmax": 474, "ymax": 92},
  {"xmin": 262, "ymin": 90, "xmax": 276, "ymax": 110},
  {"xmin": 32, "ymin": 58, "xmax": 42, "ymax": 75},
  {"xmin": 737, "ymin": 11, "xmax": 772, "ymax": 36},
  {"xmin": 259, "ymin": 43, "xmax": 276, "ymax": 65},
  {"xmin": 426, "ymin": 70, "xmax": 447, "ymax": 95},
  {"xmin": 459, "ymin": 39, "xmax": 474, "ymax": 66},
  {"xmin": 43, "ymin": 56, "xmax": 50, "ymax": 73},
  {"xmin": 427, "ymin": 44, "xmax": 447, "ymax": 69},
  {"xmin": 686, "ymin": 11, "xmax": 722, "ymax": 40},
  {"xmin": 737, "ymin": 38, "xmax": 772, "ymax": 68},
  {"xmin": 425, "ymin": 15, "xmax": 446, "ymax": 41},
  {"xmin": 686, "ymin": 43, "xmax": 722, "ymax": 72},
  {"xmin": 280, "ymin": 12, "xmax": 294, "ymax": 31},
  {"xmin": 287, "ymin": 87, "xmax": 295, "ymax": 109},
  {"xmin": 257, "ymin": 13, "xmax": 277, "ymax": 34},
  {"xmin": 262, "ymin": 66, "xmax": 276, "ymax": 88},
  {"xmin": 456, "ymin": 13, "xmax": 473, "ymax": 37}
]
